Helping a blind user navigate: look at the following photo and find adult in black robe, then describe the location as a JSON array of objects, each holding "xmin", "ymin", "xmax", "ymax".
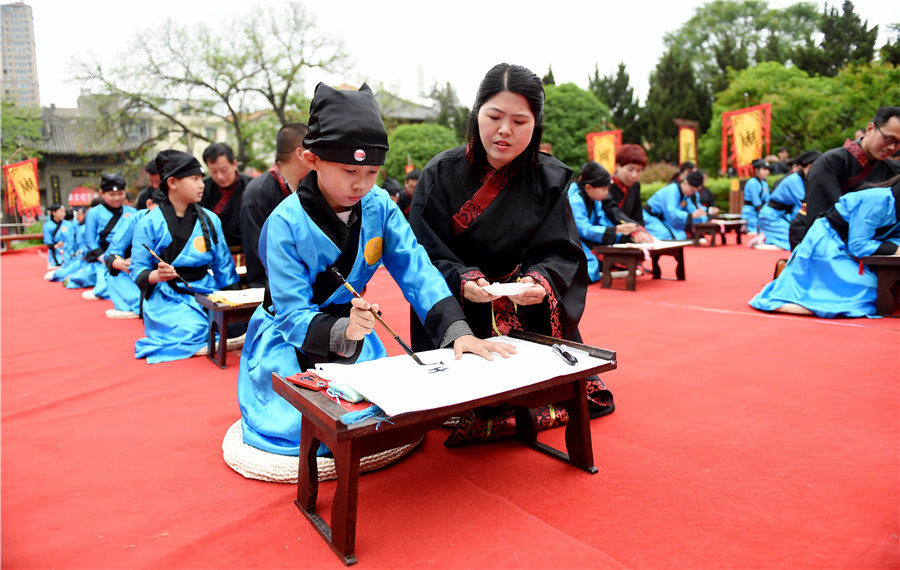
[
  {"xmin": 409, "ymin": 64, "xmax": 612, "ymax": 443},
  {"xmin": 409, "ymin": 145, "xmax": 585, "ymax": 344},
  {"xmin": 789, "ymin": 107, "xmax": 900, "ymax": 249},
  {"xmin": 200, "ymin": 172, "xmax": 253, "ymax": 248},
  {"xmin": 239, "ymin": 165, "xmax": 293, "ymax": 288}
]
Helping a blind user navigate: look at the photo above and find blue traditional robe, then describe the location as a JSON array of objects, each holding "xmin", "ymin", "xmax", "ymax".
[
  {"xmin": 62, "ymin": 223, "xmax": 97, "ymax": 288},
  {"xmin": 758, "ymin": 171, "xmax": 806, "ymax": 251},
  {"xmin": 742, "ymin": 177, "xmax": 770, "ymax": 233},
  {"xmin": 131, "ymin": 203, "xmax": 239, "ymax": 363},
  {"xmin": 238, "ymin": 174, "xmax": 465, "ymax": 456},
  {"xmin": 567, "ymin": 182, "xmax": 622, "ymax": 282},
  {"xmin": 43, "ymin": 218, "xmax": 74, "ymax": 267},
  {"xmin": 643, "ymin": 182, "xmax": 703, "ymax": 240},
  {"xmin": 84, "ymin": 203, "xmax": 137, "ymax": 299},
  {"xmin": 103, "ymin": 210, "xmax": 146, "ymax": 314},
  {"xmin": 749, "ymin": 187, "xmax": 900, "ymax": 318}
]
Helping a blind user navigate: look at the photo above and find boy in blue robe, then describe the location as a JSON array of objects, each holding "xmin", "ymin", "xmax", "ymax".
[
  {"xmin": 81, "ymin": 173, "xmax": 136, "ymax": 301},
  {"xmin": 567, "ymin": 162, "xmax": 638, "ymax": 282},
  {"xmin": 643, "ymin": 171, "xmax": 707, "ymax": 241},
  {"xmin": 60, "ymin": 202, "xmax": 99, "ymax": 288},
  {"xmin": 103, "ymin": 187, "xmax": 167, "ymax": 319},
  {"xmin": 749, "ymin": 179, "xmax": 900, "ymax": 318},
  {"xmin": 741, "ymin": 159, "xmax": 771, "ymax": 234},
  {"xmin": 236, "ymin": 83, "xmax": 514, "ymax": 458},
  {"xmin": 756, "ymin": 151, "xmax": 821, "ymax": 250},
  {"xmin": 130, "ymin": 150, "xmax": 241, "ymax": 364},
  {"xmin": 42, "ymin": 203, "xmax": 74, "ymax": 273}
]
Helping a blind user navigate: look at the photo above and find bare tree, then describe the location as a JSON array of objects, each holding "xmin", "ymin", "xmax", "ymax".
[{"xmin": 75, "ymin": 4, "xmax": 347, "ymax": 167}]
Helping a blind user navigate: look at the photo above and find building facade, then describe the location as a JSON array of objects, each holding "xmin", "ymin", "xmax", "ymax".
[{"xmin": 1, "ymin": 2, "xmax": 39, "ymax": 106}]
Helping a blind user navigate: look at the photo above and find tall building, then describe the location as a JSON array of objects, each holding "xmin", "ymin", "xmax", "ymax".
[{"xmin": 1, "ymin": 2, "xmax": 39, "ymax": 106}]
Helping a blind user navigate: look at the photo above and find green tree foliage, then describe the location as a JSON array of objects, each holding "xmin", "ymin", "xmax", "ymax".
[
  {"xmin": 663, "ymin": 0, "xmax": 818, "ymax": 95},
  {"xmin": 542, "ymin": 83, "xmax": 610, "ymax": 171},
  {"xmin": 587, "ymin": 63, "xmax": 644, "ymax": 144},
  {"xmin": 793, "ymin": 0, "xmax": 878, "ymax": 77},
  {"xmin": 542, "ymin": 66, "xmax": 556, "ymax": 86},
  {"xmin": 75, "ymin": 4, "xmax": 343, "ymax": 167},
  {"xmin": 697, "ymin": 62, "xmax": 899, "ymax": 171},
  {"xmin": 1, "ymin": 102, "xmax": 43, "ymax": 162},
  {"xmin": 428, "ymin": 82, "xmax": 469, "ymax": 143},
  {"xmin": 880, "ymin": 24, "xmax": 900, "ymax": 65},
  {"xmin": 643, "ymin": 51, "xmax": 712, "ymax": 163},
  {"xmin": 383, "ymin": 123, "xmax": 458, "ymax": 181}
]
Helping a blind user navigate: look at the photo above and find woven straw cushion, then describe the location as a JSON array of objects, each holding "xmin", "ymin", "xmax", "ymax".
[{"xmin": 222, "ymin": 419, "xmax": 421, "ymax": 483}]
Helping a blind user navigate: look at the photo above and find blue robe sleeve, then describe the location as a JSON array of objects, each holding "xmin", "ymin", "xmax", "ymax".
[
  {"xmin": 105, "ymin": 213, "xmax": 138, "ymax": 275},
  {"xmin": 379, "ymin": 196, "xmax": 464, "ymax": 340},
  {"xmin": 130, "ymin": 212, "xmax": 164, "ymax": 289},
  {"xmin": 659, "ymin": 185, "xmax": 691, "ymax": 231},
  {"xmin": 42, "ymin": 221, "xmax": 57, "ymax": 247},
  {"xmin": 84, "ymin": 207, "xmax": 102, "ymax": 252},
  {"xmin": 264, "ymin": 210, "xmax": 333, "ymax": 356},
  {"xmin": 840, "ymin": 190, "xmax": 900, "ymax": 258},
  {"xmin": 568, "ymin": 184, "xmax": 615, "ymax": 244}
]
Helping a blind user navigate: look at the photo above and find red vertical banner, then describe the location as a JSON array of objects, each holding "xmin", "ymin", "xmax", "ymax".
[
  {"xmin": 721, "ymin": 103, "xmax": 771, "ymax": 177},
  {"xmin": 585, "ymin": 130, "xmax": 622, "ymax": 174},
  {"xmin": 2, "ymin": 158, "xmax": 42, "ymax": 217}
]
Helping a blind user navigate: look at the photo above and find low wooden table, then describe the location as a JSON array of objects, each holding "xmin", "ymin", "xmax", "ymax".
[
  {"xmin": 273, "ymin": 330, "xmax": 617, "ymax": 565},
  {"xmin": 693, "ymin": 220, "xmax": 746, "ymax": 246},
  {"xmin": 592, "ymin": 243, "xmax": 687, "ymax": 291},
  {"xmin": 861, "ymin": 255, "xmax": 900, "ymax": 316},
  {"xmin": 193, "ymin": 293, "xmax": 260, "ymax": 369}
]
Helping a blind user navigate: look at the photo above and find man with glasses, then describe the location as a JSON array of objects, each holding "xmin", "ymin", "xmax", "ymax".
[{"xmin": 789, "ymin": 106, "xmax": 900, "ymax": 250}]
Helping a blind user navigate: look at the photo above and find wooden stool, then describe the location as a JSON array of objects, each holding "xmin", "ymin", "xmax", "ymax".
[
  {"xmin": 861, "ymin": 256, "xmax": 900, "ymax": 317},
  {"xmin": 194, "ymin": 294, "xmax": 260, "ymax": 368},
  {"xmin": 592, "ymin": 243, "xmax": 687, "ymax": 291}
]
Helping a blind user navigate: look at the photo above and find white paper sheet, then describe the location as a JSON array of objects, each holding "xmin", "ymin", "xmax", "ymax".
[
  {"xmin": 313, "ymin": 336, "xmax": 611, "ymax": 416},
  {"xmin": 211, "ymin": 288, "xmax": 265, "ymax": 304}
]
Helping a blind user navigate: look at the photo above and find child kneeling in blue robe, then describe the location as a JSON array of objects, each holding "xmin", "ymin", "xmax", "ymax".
[
  {"xmin": 237, "ymin": 83, "xmax": 514, "ymax": 457},
  {"xmin": 749, "ymin": 178, "xmax": 900, "ymax": 318},
  {"xmin": 130, "ymin": 150, "xmax": 241, "ymax": 363},
  {"xmin": 567, "ymin": 162, "xmax": 639, "ymax": 282}
]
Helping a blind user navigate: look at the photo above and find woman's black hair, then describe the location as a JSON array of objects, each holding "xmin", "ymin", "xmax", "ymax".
[
  {"xmin": 576, "ymin": 161, "xmax": 611, "ymax": 190},
  {"xmin": 466, "ymin": 63, "xmax": 544, "ymax": 178}
]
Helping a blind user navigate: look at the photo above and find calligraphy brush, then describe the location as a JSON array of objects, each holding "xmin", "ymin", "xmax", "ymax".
[
  {"xmin": 141, "ymin": 243, "xmax": 196, "ymax": 294},
  {"xmin": 331, "ymin": 267, "xmax": 426, "ymax": 365}
]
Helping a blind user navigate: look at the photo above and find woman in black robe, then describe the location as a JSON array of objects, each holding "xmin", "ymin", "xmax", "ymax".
[{"xmin": 408, "ymin": 63, "xmax": 613, "ymax": 444}]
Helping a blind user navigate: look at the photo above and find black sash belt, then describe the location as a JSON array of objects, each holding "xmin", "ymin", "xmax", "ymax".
[
  {"xmin": 825, "ymin": 209, "xmax": 849, "ymax": 243},
  {"xmin": 766, "ymin": 200, "xmax": 792, "ymax": 213},
  {"xmin": 643, "ymin": 205, "xmax": 664, "ymax": 219},
  {"xmin": 165, "ymin": 265, "xmax": 210, "ymax": 295}
]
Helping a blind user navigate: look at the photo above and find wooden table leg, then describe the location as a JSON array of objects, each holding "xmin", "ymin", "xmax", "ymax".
[
  {"xmin": 735, "ymin": 227, "xmax": 743, "ymax": 244},
  {"xmin": 601, "ymin": 256, "xmax": 614, "ymax": 289},
  {"xmin": 206, "ymin": 312, "xmax": 218, "ymax": 367},
  {"xmin": 651, "ymin": 252, "xmax": 662, "ymax": 279},
  {"xmin": 874, "ymin": 267, "xmax": 900, "ymax": 316},
  {"xmin": 330, "ymin": 440, "xmax": 362, "ymax": 565},
  {"xmin": 215, "ymin": 311, "xmax": 228, "ymax": 369},
  {"xmin": 624, "ymin": 255, "xmax": 637, "ymax": 291},
  {"xmin": 674, "ymin": 249, "xmax": 686, "ymax": 280},
  {"xmin": 563, "ymin": 379, "xmax": 597, "ymax": 474},
  {"xmin": 296, "ymin": 419, "xmax": 320, "ymax": 515}
]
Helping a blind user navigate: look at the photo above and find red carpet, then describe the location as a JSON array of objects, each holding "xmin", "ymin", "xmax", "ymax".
[{"xmin": 2, "ymin": 240, "xmax": 898, "ymax": 569}]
